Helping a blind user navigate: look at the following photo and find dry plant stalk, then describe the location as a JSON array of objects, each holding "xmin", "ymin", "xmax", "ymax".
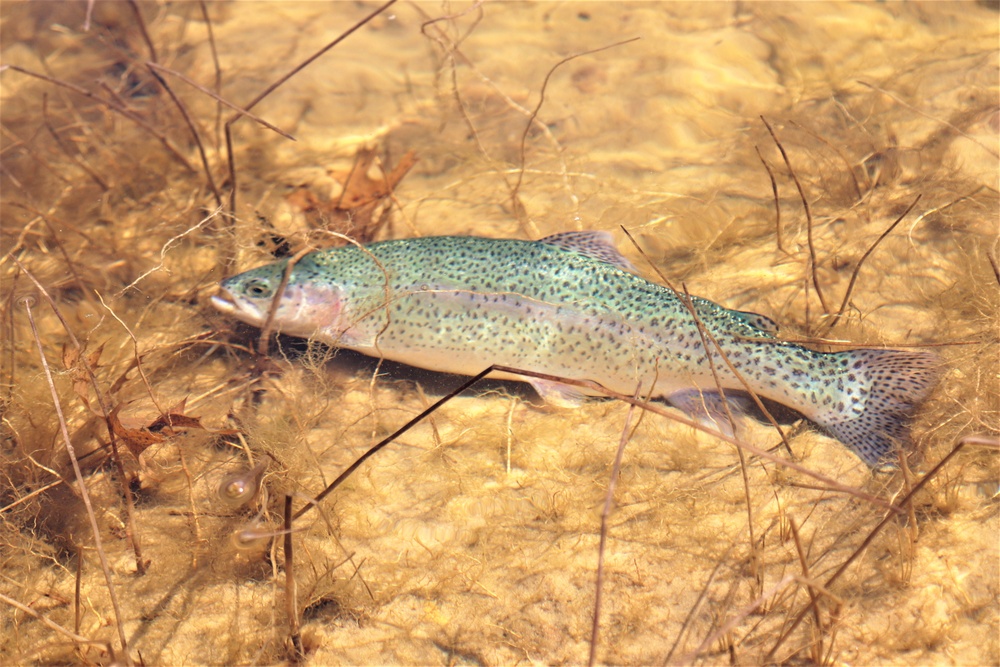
[
  {"xmin": 22, "ymin": 297, "xmax": 133, "ymax": 665},
  {"xmin": 588, "ymin": 383, "xmax": 642, "ymax": 667},
  {"xmin": 760, "ymin": 115, "xmax": 830, "ymax": 319}
]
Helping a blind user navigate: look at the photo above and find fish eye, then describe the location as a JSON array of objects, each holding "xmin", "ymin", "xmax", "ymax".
[{"xmin": 244, "ymin": 278, "xmax": 272, "ymax": 298}]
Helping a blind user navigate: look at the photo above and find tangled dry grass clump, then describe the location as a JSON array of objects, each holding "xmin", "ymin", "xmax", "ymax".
[{"xmin": 1, "ymin": 2, "xmax": 997, "ymax": 665}]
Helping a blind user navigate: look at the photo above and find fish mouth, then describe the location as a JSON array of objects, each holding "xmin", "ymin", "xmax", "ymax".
[
  {"xmin": 210, "ymin": 291, "xmax": 239, "ymax": 315},
  {"xmin": 211, "ymin": 289, "xmax": 264, "ymax": 324}
]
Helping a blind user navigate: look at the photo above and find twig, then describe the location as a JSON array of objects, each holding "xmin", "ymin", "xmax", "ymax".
[
  {"xmin": 284, "ymin": 495, "xmax": 303, "ymax": 660},
  {"xmin": 859, "ymin": 80, "xmax": 999, "ymax": 159},
  {"xmin": 118, "ymin": 206, "xmax": 222, "ymax": 296},
  {"xmin": 765, "ymin": 438, "xmax": 969, "ymax": 662},
  {"xmin": 294, "ymin": 361, "xmax": 901, "ymax": 524},
  {"xmin": 760, "ymin": 116, "xmax": 830, "ymax": 315},
  {"xmin": 680, "ymin": 574, "xmax": 797, "ymax": 663},
  {"xmin": 512, "ymin": 38, "xmax": 640, "ymax": 228},
  {"xmin": 588, "ymin": 383, "xmax": 642, "ymax": 667},
  {"xmin": 10, "ymin": 257, "xmax": 147, "ymax": 572},
  {"xmin": 826, "ymin": 195, "xmax": 921, "ymax": 331},
  {"xmin": 663, "ymin": 547, "xmax": 734, "ymax": 664},
  {"xmin": 126, "ymin": 0, "xmax": 158, "ymax": 63},
  {"xmin": 491, "ymin": 366, "xmax": 899, "ymax": 511},
  {"xmin": 41, "ymin": 94, "xmax": 109, "ymax": 190},
  {"xmin": 754, "ymin": 144, "xmax": 783, "ymax": 254},
  {"xmin": 0, "ymin": 479, "xmax": 63, "ymax": 514},
  {"xmin": 620, "ymin": 226, "xmax": 794, "ymax": 458},
  {"xmin": 2, "ymin": 64, "xmax": 196, "ymax": 173},
  {"xmin": 197, "ymin": 1, "xmax": 224, "ymax": 151},
  {"xmin": 417, "ymin": 2, "xmax": 593, "ymax": 235},
  {"xmin": 788, "ymin": 120, "xmax": 863, "ymax": 202},
  {"xmin": 256, "ymin": 247, "xmax": 314, "ymax": 358},
  {"xmin": 146, "ymin": 62, "xmax": 294, "ymax": 141},
  {"xmin": 0, "ymin": 591, "xmax": 107, "ymax": 652},
  {"xmin": 677, "ymin": 280, "xmax": 765, "ymax": 592},
  {"xmin": 35, "ymin": 210, "xmax": 89, "ymax": 293},
  {"xmin": 83, "ymin": 0, "xmax": 95, "ymax": 31},
  {"xmin": 75, "ymin": 548, "xmax": 83, "ymax": 637},
  {"xmin": 146, "ymin": 65, "xmax": 223, "ymax": 207},
  {"xmin": 292, "ymin": 365, "xmax": 495, "ymax": 520},
  {"xmin": 23, "ymin": 297, "xmax": 133, "ymax": 666},
  {"xmin": 95, "ymin": 292, "xmax": 165, "ymax": 416},
  {"xmin": 906, "ymin": 186, "xmax": 986, "ymax": 247},
  {"xmin": 788, "ymin": 517, "xmax": 825, "ymax": 663}
]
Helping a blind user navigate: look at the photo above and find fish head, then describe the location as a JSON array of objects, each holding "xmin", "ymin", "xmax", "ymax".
[{"xmin": 211, "ymin": 260, "xmax": 344, "ymax": 339}]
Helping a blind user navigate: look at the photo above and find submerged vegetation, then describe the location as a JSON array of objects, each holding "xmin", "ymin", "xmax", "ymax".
[{"xmin": 1, "ymin": 2, "xmax": 997, "ymax": 664}]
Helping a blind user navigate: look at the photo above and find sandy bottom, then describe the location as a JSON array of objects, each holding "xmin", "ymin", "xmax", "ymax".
[{"xmin": 1, "ymin": 2, "xmax": 997, "ymax": 665}]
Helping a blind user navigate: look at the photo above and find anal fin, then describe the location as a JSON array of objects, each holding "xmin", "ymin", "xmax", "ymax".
[
  {"xmin": 667, "ymin": 389, "xmax": 751, "ymax": 437},
  {"xmin": 529, "ymin": 379, "xmax": 588, "ymax": 408}
]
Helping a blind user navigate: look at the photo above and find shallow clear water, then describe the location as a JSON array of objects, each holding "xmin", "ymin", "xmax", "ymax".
[{"xmin": 1, "ymin": 2, "xmax": 997, "ymax": 664}]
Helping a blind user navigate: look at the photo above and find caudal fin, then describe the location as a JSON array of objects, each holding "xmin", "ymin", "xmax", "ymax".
[{"xmin": 821, "ymin": 349, "xmax": 941, "ymax": 468}]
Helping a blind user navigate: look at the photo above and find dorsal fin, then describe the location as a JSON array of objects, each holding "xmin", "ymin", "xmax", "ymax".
[
  {"xmin": 538, "ymin": 231, "xmax": 637, "ymax": 273},
  {"xmin": 734, "ymin": 309, "xmax": 779, "ymax": 335}
]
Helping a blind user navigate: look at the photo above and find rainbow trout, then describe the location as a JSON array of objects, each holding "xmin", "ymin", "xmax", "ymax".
[{"xmin": 212, "ymin": 232, "xmax": 939, "ymax": 467}]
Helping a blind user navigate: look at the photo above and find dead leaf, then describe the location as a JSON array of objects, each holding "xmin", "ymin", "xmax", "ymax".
[
  {"xmin": 63, "ymin": 341, "xmax": 106, "ymax": 416},
  {"xmin": 148, "ymin": 412, "xmax": 204, "ymax": 433},
  {"xmin": 109, "ymin": 403, "xmax": 164, "ymax": 459},
  {"xmin": 285, "ymin": 146, "xmax": 418, "ymax": 245},
  {"xmin": 332, "ymin": 147, "xmax": 418, "ymax": 209}
]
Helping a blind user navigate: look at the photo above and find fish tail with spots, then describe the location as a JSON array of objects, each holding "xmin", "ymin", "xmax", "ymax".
[
  {"xmin": 666, "ymin": 338, "xmax": 940, "ymax": 468},
  {"xmin": 805, "ymin": 348, "xmax": 941, "ymax": 467}
]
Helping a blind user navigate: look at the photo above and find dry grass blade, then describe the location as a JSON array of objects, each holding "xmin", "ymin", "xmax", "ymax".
[
  {"xmin": 126, "ymin": 0, "xmax": 158, "ymax": 63},
  {"xmin": 292, "ymin": 365, "xmax": 495, "ymax": 520},
  {"xmin": 0, "ymin": 480, "xmax": 63, "ymax": 515},
  {"xmin": 680, "ymin": 574, "xmax": 797, "ymax": 664},
  {"xmin": 145, "ymin": 65, "xmax": 223, "ymax": 207},
  {"xmin": 11, "ymin": 257, "xmax": 147, "ymax": 571},
  {"xmin": 22, "ymin": 297, "xmax": 134, "ymax": 666},
  {"xmin": 788, "ymin": 119, "xmax": 863, "ymax": 201},
  {"xmin": 826, "ymin": 195, "xmax": 921, "ymax": 332},
  {"xmin": 41, "ymin": 94, "xmax": 109, "ymax": 191},
  {"xmin": 511, "ymin": 37, "xmax": 641, "ymax": 211},
  {"xmin": 765, "ymin": 438, "xmax": 970, "ymax": 662},
  {"xmin": 0, "ymin": 590, "xmax": 107, "ymax": 652},
  {"xmin": 760, "ymin": 115, "xmax": 830, "ymax": 316},
  {"xmin": 788, "ymin": 516, "xmax": 826, "ymax": 664},
  {"xmin": 256, "ymin": 247, "xmax": 314, "ymax": 358},
  {"xmin": 95, "ymin": 292, "xmax": 164, "ymax": 416},
  {"xmin": 119, "ymin": 207, "xmax": 222, "ymax": 296},
  {"xmin": 677, "ymin": 279, "xmax": 765, "ymax": 591},
  {"xmin": 621, "ymin": 226, "xmax": 794, "ymax": 458},
  {"xmin": 754, "ymin": 143, "xmax": 784, "ymax": 254},
  {"xmin": 284, "ymin": 495, "xmax": 303, "ymax": 659},
  {"xmin": 663, "ymin": 547, "xmax": 735, "ymax": 665},
  {"xmin": 198, "ymin": 0, "xmax": 224, "ymax": 149},
  {"xmin": 1, "ymin": 65, "xmax": 196, "ymax": 173},
  {"xmin": 858, "ymin": 80, "xmax": 1000, "ymax": 159},
  {"xmin": 146, "ymin": 62, "xmax": 294, "ymax": 141},
  {"xmin": 987, "ymin": 251, "xmax": 1000, "ymax": 286},
  {"xmin": 490, "ymin": 365, "xmax": 901, "ymax": 512},
  {"xmin": 588, "ymin": 383, "xmax": 642, "ymax": 667}
]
